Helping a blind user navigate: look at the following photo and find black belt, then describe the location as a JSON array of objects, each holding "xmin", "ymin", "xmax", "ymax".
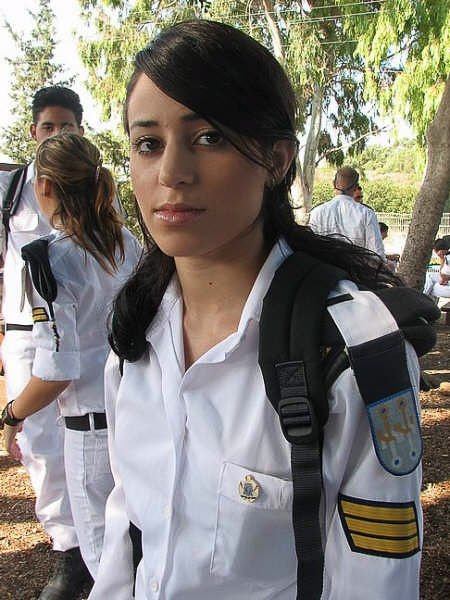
[
  {"xmin": 6, "ymin": 323, "xmax": 33, "ymax": 331},
  {"xmin": 64, "ymin": 413, "xmax": 107, "ymax": 431}
]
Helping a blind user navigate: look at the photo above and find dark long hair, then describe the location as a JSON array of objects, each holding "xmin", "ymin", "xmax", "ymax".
[
  {"xmin": 111, "ymin": 19, "xmax": 399, "ymax": 362},
  {"xmin": 35, "ymin": 133, "xmax": 125, "ymax": 273}
]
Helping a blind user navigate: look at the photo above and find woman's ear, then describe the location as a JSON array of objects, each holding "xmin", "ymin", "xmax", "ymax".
[
  {"xmin": 35, "ymin": 177, "xmax": 53, "ymax": 198},
  {"xmin": 271, "ymin": 140, "xmax": 297, "ymax": 184},
  {"xmin": 42, "ymin": 178, "xmax": 53, "ymax": 197}
]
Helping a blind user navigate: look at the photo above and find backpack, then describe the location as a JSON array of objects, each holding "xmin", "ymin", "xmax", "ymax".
[
  {"xmin": 23, "ymin": 242, "xmax": 440, "ymax": 599},
  {"xmin": 1, "ymin": 165, "xmax": 28, "ymax": 250},
  {"xmin": 259, "ymin": 251, "xmax": 439, "ymax": 599}
]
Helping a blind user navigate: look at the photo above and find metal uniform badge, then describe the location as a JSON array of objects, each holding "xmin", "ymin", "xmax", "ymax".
[
  {"xmin": 367, "ymin": 388, "xmax": 422, "ymax": 476},
  {"xmin": 238, "ymin": 474, "xmax": 260, "ymax": 503}
]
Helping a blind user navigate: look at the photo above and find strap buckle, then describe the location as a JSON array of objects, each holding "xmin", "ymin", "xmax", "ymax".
[{"xmin": 278, "ymin": 396, "xmax": 318, "ymax": 445}]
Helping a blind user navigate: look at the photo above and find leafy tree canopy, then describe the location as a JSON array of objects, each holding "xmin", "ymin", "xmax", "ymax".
[{"xmin": 339, "ymin": 0, "xmax": 450, "ymax": 145}]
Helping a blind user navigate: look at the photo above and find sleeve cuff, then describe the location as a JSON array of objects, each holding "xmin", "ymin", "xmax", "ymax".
[{"xmin": 33, "ymin": 347, "xmax": 80, "ymax": 381}]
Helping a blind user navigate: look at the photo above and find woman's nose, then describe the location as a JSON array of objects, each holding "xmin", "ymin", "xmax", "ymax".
[{"xmin": 158, "ymin": 143, "xmax": 195, "ymax": 188}]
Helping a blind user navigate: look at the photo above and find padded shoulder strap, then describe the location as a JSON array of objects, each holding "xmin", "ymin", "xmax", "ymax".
[
  {"xmin": 321, "ymin": 286, "xmax": 440, "ymax": 357},
  {"xmin": 21, "ymin": 239, "xmax": 58, "ymax": 314},
  {"xmin": 2, "ymin": 165, "xmax": 28, "ymax": 248},
  {"xmin": 21, "ymin": 239, "xmax": 61, "ymax": 351},
  {"xmin": 259, "ymin": 251, "xmax": 348, "ymax": 429}
]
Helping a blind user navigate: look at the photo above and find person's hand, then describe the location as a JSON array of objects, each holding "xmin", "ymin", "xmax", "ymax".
[{"xmin": 3, "ymin": 423, "xmax": 23, "ymax": 461}]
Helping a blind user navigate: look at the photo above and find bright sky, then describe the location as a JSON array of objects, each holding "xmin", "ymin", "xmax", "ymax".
[{"xmin": 0, "ymin": 0, "xmax": 101, "ymax": 161}]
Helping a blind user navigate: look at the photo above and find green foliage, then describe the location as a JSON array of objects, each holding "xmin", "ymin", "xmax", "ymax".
[
  {"xmin": 338, "ymin": 0, "xmax": 450, "ymax": 145},
  {"xmin": 311, "ymin": 181, "xmax": 334, "ymax": 207},
  {"xmin": 0, "ymin": 0, "xmax": 74, "ymax": 163},
  {"xmin": 350, "ymin": 141, "xmax": 424, "ymax": 177},
  {"xmin": 362, "ymin": 181, "xmax": 418, "ymax": 213}
]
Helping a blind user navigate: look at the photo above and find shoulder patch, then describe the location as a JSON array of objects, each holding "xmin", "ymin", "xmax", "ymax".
[
  {"xmin": 368, "ymin": 388, "xmax": 422, "ymax": 476},
  {"xmin": 338, "ymin": 494, "xmax": 420, "ymax": 558},
  {"xmin": 32, "ymin": 307, "xmax": 49, "ymax": 323}
]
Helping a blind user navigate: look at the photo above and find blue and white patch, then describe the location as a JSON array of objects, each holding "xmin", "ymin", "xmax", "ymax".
[{"xmin": 367, "ymin": 388, "xmax": 422, "ymax": 476}]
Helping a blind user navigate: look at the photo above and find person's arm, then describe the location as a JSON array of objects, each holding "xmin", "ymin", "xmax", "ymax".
[
  {"xmin": 365, "ymin": 209, "xmax": 386, "ymax": 258},
  {"xmin": 88, "ymin": 352, "xmax": 135, "ymax": 599},
  {"xmin": 2, "ymin": 377, "xmax": 70, "ymax": 459},
  {"xmin": 3, "ymin": 260, "xmax": 81, "ymax": 460},
  {"xmin": 321, "ymin": 341, "xmax": 422, "ymax": 599},
  {"xmin": 439, "ymin": 255, "xmax": 450, "ymax": 285}
]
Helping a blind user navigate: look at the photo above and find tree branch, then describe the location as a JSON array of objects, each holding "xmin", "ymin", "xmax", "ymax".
[{"xmin": 316, "ymin": 126, "xmax": 388, "ymax": 166}]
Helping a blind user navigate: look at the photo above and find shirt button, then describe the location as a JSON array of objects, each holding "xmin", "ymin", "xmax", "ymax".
[
  {"xmin": 164, "ymin": 505, "xmax": 171, "ymax": 519},
  {"xmin": 150, "ymin": 579, "xmax": 159, "ymax": 593}
]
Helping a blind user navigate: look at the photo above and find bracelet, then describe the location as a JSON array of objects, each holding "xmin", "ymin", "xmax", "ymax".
[{"xmin": 0, "ymin": 400, "xmax": 24, "ymax": 429}]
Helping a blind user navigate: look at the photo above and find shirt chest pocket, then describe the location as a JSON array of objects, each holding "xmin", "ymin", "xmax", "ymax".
[
  {"xmin": 10, "ymin": 211, "xmax": 39, "ymax": 233},
  {"xmin": 211, "ymin": 461, "xmax": 296, "ymax": 587}
]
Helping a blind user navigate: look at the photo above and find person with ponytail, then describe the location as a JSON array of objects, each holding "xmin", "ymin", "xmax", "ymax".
[
  {"xmin": 2, "ymin": 133, "xmax": 142, "ymax": 583},
  {"xmin": 89, "ymin": 21, "xmax": 422, "ymax": 600}
]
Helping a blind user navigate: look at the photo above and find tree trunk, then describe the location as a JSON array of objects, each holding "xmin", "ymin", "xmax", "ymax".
[
  {"xmin": 397, "ymin": 76, "xmax": 450, "ymax": 289},
  {"xmin": 292, "ymin": 83, "xmax": 324, "ymax": 223}
]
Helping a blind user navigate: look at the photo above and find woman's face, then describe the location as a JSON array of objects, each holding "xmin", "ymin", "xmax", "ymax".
[{"xmin": 127, "ymin": 74, "xmax": 269, "ymax": 260}]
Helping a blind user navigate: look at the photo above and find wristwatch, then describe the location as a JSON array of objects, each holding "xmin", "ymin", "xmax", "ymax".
[{"xmin": 0, "ymin": 401, "xmax": 24, "ymax": 429}]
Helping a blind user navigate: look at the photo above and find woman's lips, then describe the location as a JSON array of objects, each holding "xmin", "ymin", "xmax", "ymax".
[{"xmin": 154, "ymin": 204, "xmax": 205, "ymax": 224}]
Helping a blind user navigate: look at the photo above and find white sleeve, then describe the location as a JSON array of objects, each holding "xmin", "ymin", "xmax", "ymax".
[
  {"xmin": 31, "ymin": 279, "xmax": 80, "ymax": 381},
  {"xmin": 321, "ymin": 341, "xmax": 422, "ymax": 599},
  {"xmin": 365, "ymin": 209, "xmax": 385, "ymax": 258},
  {"xmin": 89, "ymin": 352, "xmax": 135, "ymax": 599}
]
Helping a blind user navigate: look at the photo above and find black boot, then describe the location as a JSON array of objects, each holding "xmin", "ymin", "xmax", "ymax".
[{"xmin": 38, "ymin": 547, "xmax": 93, "ymax": 600}]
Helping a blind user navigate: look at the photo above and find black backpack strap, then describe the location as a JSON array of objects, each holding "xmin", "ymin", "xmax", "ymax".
[
  {"xmin": 21, "ymin": 238, "xmax": 60, "ymax": 351},
  {"xmin": 2, "ymin": 165, "xmax": 28, "ymax": 249},
  {"xmin": 259, "ymin": 251, "xmax": 348, "ymax": 600}
]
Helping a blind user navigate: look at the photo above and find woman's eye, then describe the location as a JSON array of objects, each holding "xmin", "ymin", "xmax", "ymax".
[
  {"xmin": 196, "ymin": 130, "xmax": 223, "ymax": 146},
  {"xmin": 133, "ymin": 137, "xmax": 161, "ymax": 154}
]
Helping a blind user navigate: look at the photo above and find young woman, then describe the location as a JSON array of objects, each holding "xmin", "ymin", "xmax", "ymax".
[
  {"xmin": 89, "ymin": 21, "xmax": 423, "ymax": 600},
  {"xmin": 1, "ymin": 133, "xmax": 142, "ymax": 580}
]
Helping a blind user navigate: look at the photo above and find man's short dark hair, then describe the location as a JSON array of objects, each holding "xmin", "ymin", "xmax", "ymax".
[
  {"xmin": 379, "ymin": 222, "xmax": 389, "ymax": 235},
  {"xmin": 32, "ymin": 86, "xmax": 83, "ymax": 125}
]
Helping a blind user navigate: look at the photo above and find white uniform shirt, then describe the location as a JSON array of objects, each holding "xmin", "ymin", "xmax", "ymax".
[
  {"xmin": 0, "ymin": 162, "xmax": 53, "ymax": 325},
  {"xmin": 91, "ymin": 240, "xmax": 422, "ymax": 600},
  {"xmin": 309, "ymin": 194, "xmax": 385, "ymax": 258},
  {"xmin": 30, "ymin": 229, "xmax": 142, "ymax": 416}
]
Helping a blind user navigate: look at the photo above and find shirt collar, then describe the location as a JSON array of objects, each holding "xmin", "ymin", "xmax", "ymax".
[
  {"xmin": 26, "ymin": 161, "xmax": 35, "ymax": 183},
  {"xmin": 334, "ymin": 193, "xmax": 354, "ymax": 202}
]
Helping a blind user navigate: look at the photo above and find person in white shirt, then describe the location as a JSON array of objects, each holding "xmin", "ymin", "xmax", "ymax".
[
  {"xmin": 309, "ymin": 167, "xmax": 385, "ymax": 258},
  {"xmin": 0, "ymin": 86, "xmax": 90, "ymax": 600},
  {"xmin": 88, "ymin": 20, "xmax": 421, "ymax": 600},
  {"xmin": 1, "ymin": 134, "xmax": 141, "ymax": 590},
  {"xmin": 423, "ymin": 238, "xmax": 450, "ymax": 300}
]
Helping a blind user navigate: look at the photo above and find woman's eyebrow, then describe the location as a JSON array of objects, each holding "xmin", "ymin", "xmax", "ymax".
[{"xmin": 129, "ymin": 112, "xmax": 204, "ymax": 131}]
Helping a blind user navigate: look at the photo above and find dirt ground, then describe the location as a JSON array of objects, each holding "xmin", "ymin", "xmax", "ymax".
[{"xmin": 0, "ymin": 324, "xmax": 449, "ymax": 600}]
